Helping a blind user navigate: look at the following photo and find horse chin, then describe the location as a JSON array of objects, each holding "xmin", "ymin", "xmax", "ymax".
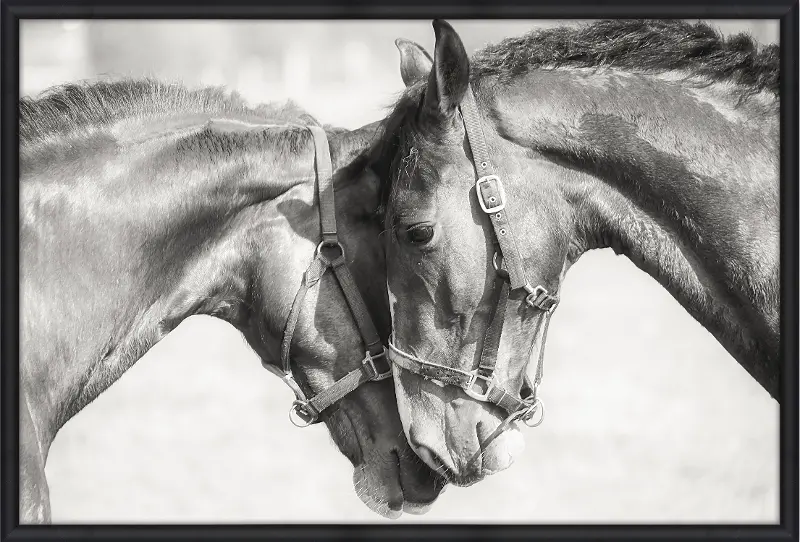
[
  {"xmin": 351, "ymin": 447, "xmax": 445, "ymax": 519},
  {"xmin": 351, "ymin": 463, "xmax": 404, "ymax": 519}
]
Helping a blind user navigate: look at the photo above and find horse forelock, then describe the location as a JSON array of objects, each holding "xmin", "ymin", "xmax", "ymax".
[{"xmin": 371, "ymin": 84, "xmax": 434, "ymax": 218}]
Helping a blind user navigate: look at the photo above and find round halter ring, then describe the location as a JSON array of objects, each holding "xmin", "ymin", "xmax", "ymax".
[
  {"xmin": 289, "ymin": 400, "xmax": 318, "ymax": 428},
  {"xmin": 315, "ymin": 241, "xmax": 345, "ymax": 259},
  {"xmin": 492, "ymin": 251, "xmax": 510, "ymax": 280},
  {"xmin": 521, "ymin": 398, "xmax": 545, "ymax": 428}
]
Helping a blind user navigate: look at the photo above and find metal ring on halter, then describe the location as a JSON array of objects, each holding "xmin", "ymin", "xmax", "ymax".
[
  {"xmin": 315, "ymin": 241, "xmax": 345, "ymax": 259},
  {"xmin": 521, "ymin": 397, "xmax": 545, "ymax": 428},
  {"xmin": 289, "ymin": 400, "xmax": 319, "ymax": 428},
  {"xmin": 492, "ymin": 251, "xmax": 510, "ymax": 280}
]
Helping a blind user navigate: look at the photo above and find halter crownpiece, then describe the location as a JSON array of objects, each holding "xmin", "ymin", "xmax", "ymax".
[
  {"xmin": 387, "ymin": 83, "xmax": 559, "ymax": 428},
  {"xmin": 267, "ymin": 125, "xmax": 391, "ymax": 429}
]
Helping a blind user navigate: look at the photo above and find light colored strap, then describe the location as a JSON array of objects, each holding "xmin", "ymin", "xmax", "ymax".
[
  {"xmin": 388, "ymin": 340, "xmax": 534, "ymax": 415},
  {"xmin": 308, "ymin": 125, "xmax": 338, "ymax": 245},
  {"xmin": 388, "ymin": 342, "xmax": 473, "ymax": 386}
]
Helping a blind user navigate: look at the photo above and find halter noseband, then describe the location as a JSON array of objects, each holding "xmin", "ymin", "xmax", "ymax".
[
  {"xmin": 388, "ymin": 84, "xmax": 559, "ymax": 428},
  {"xmin": 266, "ymin": 125, "xmax": 391, "ymax": 428}
]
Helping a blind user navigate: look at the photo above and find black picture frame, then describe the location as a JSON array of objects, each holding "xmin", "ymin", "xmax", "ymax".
[{"xmin": 2, "ymin": 1, "xmax": 797, "ymax": 541}]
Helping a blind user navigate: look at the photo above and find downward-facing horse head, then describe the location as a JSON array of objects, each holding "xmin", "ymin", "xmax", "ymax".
[
  {"xmin": 372, "ymin": 20, "xmax": 779, "ymax": 486},
  {"xmin": 20, "ymin": 80, "xmax": 445, "ymax": 523}
]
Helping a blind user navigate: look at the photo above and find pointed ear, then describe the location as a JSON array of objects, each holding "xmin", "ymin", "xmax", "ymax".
[
  {"xmin": 422, "ymin": 19, "xmax": 470, "ymax": 120},
  {"xmin": 395, "ymin": 38, "xmax": 433, "ymax": 87}
]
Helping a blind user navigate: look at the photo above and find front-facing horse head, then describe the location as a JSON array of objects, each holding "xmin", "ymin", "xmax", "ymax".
[
  {"xmin": 372, "ymin": 20, "xmax": 779, "ymax": 487},
  {"xmin": 20, "ymin": 81, "xmax": 445, "ymax": 522}
]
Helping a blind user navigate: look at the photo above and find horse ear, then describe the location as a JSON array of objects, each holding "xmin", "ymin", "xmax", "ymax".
[
  {"xmin": 396, "ymin": 39, "xmax": 433, "ymax": 87},
  {"xmin": 422, "ymin": 19, "xmax": 470, "ymax": 120}
]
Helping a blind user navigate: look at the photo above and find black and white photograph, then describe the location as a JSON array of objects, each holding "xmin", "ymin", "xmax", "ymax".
[{"xmin": 2, "ymin": 4, "xmax": 797, "ymax": 538}]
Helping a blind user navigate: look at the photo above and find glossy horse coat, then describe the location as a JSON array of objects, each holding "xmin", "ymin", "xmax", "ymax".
[
  {"xmin": 20, "ymin": 80, "xmax": 444, "ymax": 522},
  {"xmin": 372, "ymin": 20, "xmax": 779, "ymax": 486}
]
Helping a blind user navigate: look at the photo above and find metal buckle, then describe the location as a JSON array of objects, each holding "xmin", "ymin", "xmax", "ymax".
[
  {"xmin": 464, "ymin": 371, "xmax": 496, "ymax": 401},
  {"xmin": 363, "ymin": 348, "xmax": 392, "ymax": 381},
  {"xmin": 524, "ymin": 285, "xmax": 559, "ymax": 313},
  {"xmin": 289, "ymin": 400, "xmax": 319, "ymax": 428},
  {"xmin": 475, "ymin": 175, "xmax": 506, "ymax": 214}
]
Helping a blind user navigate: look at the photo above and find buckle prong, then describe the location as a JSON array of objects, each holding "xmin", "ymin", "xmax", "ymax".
[{"xmin": 475, "ymin": 175, "xmax": 506, "ymax": 214}]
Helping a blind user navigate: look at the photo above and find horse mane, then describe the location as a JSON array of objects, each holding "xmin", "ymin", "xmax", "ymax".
[
  {"xmin": 371, "ymin": 19, "xmax": 779, "ymax": 214},
  {"xmin": 471, "ymin": 19, "xmax": 779, "ymax": 96},
  {"xmin": 19, "ymin": 78, "xmax": 324, "ymax": 147}
]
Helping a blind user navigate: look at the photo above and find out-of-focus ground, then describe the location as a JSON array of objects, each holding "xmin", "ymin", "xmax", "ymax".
[{"xmin": 20, "ymin": 20, "xmax": 779, "ymax": 523}]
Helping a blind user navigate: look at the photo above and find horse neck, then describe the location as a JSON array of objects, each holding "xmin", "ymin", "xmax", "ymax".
[
  {"xmin": 150, "ymin": 122, "xmax": 388, "ymax": 400},
  {"xmin": 165, "ymin": 123, "xmax": 389, "ymax": 395},
  {"xmin": 21, "ymin": 122, "xmax": 317, "ymax": 447},
  {"xmin": 486, "ymin": 68, "xmax": 780, "ymax": 399}
]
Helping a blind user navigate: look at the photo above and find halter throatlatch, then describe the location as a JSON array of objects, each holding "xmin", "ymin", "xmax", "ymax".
[
  {"xmin": 266, "ymin": 125, "xmax": 390, "ymax": 428},
  {"xmin": 388, "ymin": 84, "xmax": 559, "ymax": 428}
]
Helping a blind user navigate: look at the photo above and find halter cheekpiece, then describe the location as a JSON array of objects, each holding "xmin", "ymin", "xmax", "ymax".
[
  {"xmin": 388, "ymin": 84, "xmax": 560, "ymax": 429},
  {"xmin": 265, "ymin": 125, "xmax": 391, "ymax": 428}
]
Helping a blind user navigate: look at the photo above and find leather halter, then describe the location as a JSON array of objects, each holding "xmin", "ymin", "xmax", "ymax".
[
  {"xmin": 388, "ymin": 84, "xmax": 559, "ymax": 428},
  {"xmin": 263, "ymin": 125, "xmax": 391, "ymax": 428}
]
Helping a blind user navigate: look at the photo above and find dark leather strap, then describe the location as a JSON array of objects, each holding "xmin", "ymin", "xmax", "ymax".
[
  {"xmin": 329, "ymin": 257, "xmax": 385, "ymax": 358},
  {"xmin": 273, "ymin": 126, "xmax": 390, "ymax": 427},
  {"xmin": 387, "ymin": 85, "xmax": 557, "ymax": 425},
  {"xmin": 477, "ymin": 275, "xmax": 510, "ymax": 377},
  {"xmin": 281, "ymin": 254, "xmax": 329, "ymax": 374},
  {"xmin": 460, "ymin": 85, "xmax": 558, "ymax": 312}
]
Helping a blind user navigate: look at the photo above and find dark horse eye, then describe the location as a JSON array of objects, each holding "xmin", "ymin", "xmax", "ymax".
[{"xmin": 406, "ymin": 224, "xmax": 435, "ymax": 245}]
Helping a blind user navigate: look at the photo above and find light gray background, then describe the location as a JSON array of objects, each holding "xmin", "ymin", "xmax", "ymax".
[{"xmin": 21, "ymin": 20, "xmax": 779, "ymax": 523}]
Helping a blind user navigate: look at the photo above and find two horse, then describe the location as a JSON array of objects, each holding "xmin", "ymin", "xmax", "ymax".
[{"xmin": 19, "ymin": 18, "xmax": 780, "ymax": 522}]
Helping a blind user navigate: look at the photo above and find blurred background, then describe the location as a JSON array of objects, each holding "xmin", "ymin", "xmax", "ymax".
[{"xmin": 21, "ymin": 20, "xmax": 779, "ymax": 523}]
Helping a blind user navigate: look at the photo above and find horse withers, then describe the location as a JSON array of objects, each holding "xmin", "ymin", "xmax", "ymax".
[
  {"xmin": 371, "ymin": 20, "xmax": 779, "ymax": 486},
  {"xmin": 19, "ymin": 80, "xmax": 445, "ymax": 523}
]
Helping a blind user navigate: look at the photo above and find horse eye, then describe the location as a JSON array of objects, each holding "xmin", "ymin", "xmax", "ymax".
[{"xmin": 406, "ymin": 225, "xmax": 435, "ymax": 245}]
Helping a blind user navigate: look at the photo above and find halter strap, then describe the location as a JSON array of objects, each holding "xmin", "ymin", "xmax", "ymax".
[
  {"xmin": 271, "ymin": 125, "xmax": 390, "ymax": 428},
  {"xmin": 387, "ymin": 84, "xmax": 558, "ymax": 428},
  {"xmin": 461, "ymin": 86, "xmax": 559, "ymax": 310}
]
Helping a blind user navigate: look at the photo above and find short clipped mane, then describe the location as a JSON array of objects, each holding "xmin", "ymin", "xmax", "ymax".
[
  {"xmin": 19, "ymin": 78, "xmax": 322, "ymax": 146},
  {"xmin": 471, "ymin": 19, "xmax": 779, "ymax": 95},
  {"xmin": 372, "ymin": 19, "xmax": 779, "ymax": 215}
]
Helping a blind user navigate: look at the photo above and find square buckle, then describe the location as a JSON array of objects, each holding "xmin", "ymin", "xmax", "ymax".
[
  {"xmin": 464, "ymin": 371, "xmax": 496, "ymax": 401},
  {"xmin": 475, "ymin": 175, "xmax": 506, "ymax": 214},
  {"xmin": 525, "ymin": 285, "xmax": 559, "ymax": 313},
  {"xmin": 363, "ymin": 348, "xmax": 392, "ymax": 381}
]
